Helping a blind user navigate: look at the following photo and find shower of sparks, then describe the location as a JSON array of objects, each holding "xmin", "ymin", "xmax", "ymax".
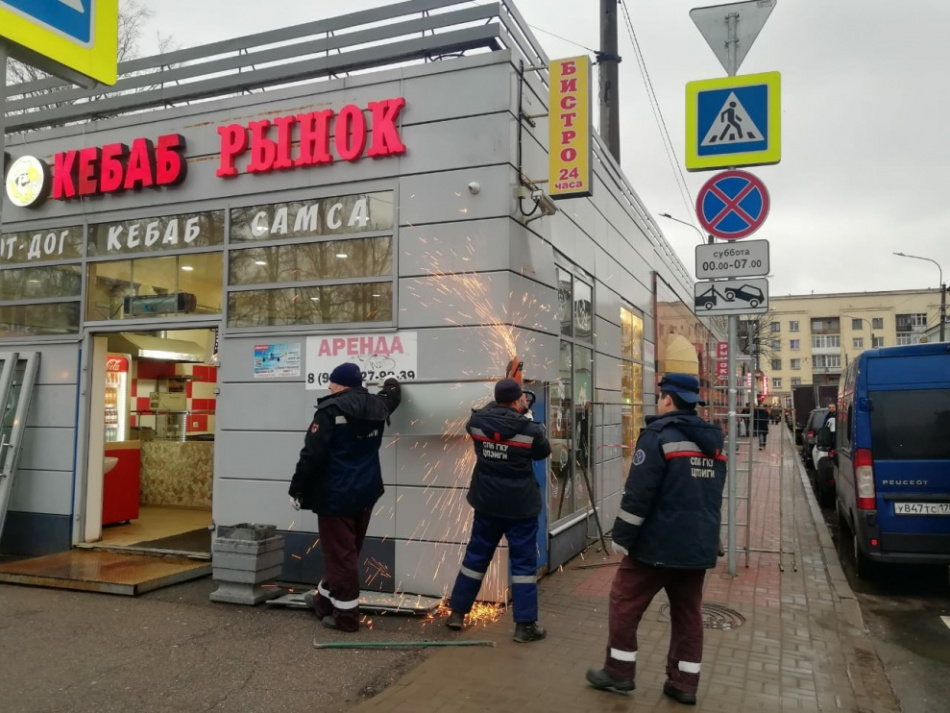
[
  {"xmin": 429, "ymin": 599, "xmax": 506, "ymax": 627},
  {"xmin": 363, "ymin": 557, "xmax": 393, "ymax": 587}
]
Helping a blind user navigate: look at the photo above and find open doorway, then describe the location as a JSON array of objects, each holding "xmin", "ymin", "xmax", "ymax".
[{"xmin": 84, "ymin": 327, "xmax": 219, "ymax": 555}]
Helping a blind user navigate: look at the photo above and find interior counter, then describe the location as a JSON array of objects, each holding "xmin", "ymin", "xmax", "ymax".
[{"xmin": 140, "ymin": 440, "xmax": 214, "ymax": 508}]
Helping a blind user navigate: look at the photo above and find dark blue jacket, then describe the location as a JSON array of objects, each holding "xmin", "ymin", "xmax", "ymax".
[
  {"xmin": 289, "ymin": 381, "xmax": 401, "ymax": 516},
  {"xmin": 465, "ymin": 402, "xmax": 551, "ymax": 519},
  {"xmin": 611, "ymin": 409, "xmax": 726, "ymax": 569}
]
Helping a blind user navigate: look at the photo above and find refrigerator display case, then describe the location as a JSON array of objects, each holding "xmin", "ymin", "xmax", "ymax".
[{"xmin": 105, "ymin": 353, "xmax": 130, "ymax": 442}]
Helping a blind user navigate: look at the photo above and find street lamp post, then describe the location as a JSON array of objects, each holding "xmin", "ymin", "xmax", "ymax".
[
  {"xmin": 893, "ymin": 252, "xmax": 946, "ymax": 343},
  {"xmin": 659, "ymin": 213, "xmax": 711, "ymax": 245}
]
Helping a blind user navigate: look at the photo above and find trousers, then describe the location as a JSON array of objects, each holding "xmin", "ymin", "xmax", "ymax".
[
  {"xmin": 604, "ymin": 557, "xmax": 706, "ymax": 695},
  {"xmin": 311, "ymin": 509, "xmax": 372, "ymax": 632},
  {"xmin": 449, "ymin": 512, "xmax": 539, "ymax": 622}
]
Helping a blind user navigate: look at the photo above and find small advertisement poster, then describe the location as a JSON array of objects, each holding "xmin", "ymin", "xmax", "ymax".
[
  {"xmin": 253, "ymin": 343, "xmax": 302, "ymax": 379},
  {"xmin": 305, "ymin": 332, "xmax": 418, "ymax": 389}
]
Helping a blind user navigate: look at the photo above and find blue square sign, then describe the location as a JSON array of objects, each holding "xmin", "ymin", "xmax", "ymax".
[
  {"xmin": 1, "ymin": 0, "xmax": 93, "ymax": 46},
  {"xmin": 696, "ymin": 84, "xmax": 769, "ymax": 157}
]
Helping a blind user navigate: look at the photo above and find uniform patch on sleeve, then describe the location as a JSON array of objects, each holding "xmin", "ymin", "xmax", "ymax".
[
  {"xmin": 310, "ymin": 423, "xmax": 319, "ymax": 433},
  {"xmin": 633, "ymin": 448, "xmax": 646, "ymax": 466}
]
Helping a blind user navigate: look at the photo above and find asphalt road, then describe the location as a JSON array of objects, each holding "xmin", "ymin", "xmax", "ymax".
[
  {"xmin": 0, "ymin": 577, "xmax": 458, "ymax": 713},
  {"xmin": 813, "ymin": 472, "xmax": 950, "ymax": 713}
]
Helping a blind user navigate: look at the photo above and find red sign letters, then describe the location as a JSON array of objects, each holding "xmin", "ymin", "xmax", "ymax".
[
  {"xmin": 52, "ymin": 134, "xmax": 187, "ymax": 200},
  {"xmin": 216, "ymin": 97, "xmax": 407, "ymax": 178}
]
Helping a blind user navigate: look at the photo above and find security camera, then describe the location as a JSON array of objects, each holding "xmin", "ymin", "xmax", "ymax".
[
  {"xmin": 468, "ymin": 181, "xmax": 481, "ymax": 195},
  {"xmin": 533, "ymin": 190, "xmax": 558, "ymax": 217}
]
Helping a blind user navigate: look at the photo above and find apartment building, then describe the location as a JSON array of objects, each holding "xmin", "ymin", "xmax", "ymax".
[{"xmin": 762, "ymin": 288, "xmax": 946, "ymax": 400}]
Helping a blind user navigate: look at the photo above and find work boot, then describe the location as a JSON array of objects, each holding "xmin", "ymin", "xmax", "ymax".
[
  {"xmin": 663, "ymin": 682, "xmax": 697, "ymax": 705},
  {"xmin": 446, "ymin": 611, "xmax": 466, "ymax": 630},
  {"xmin": 321, "ymin": 615, "xmax": 340, "ymax": 630},
  {"xmin": 586, "ymin": 668, "xmax": 635, "ymax": 694},
  {"xmin": 512, "ymin": 621, "xmax": 547, "ymax": 643}
]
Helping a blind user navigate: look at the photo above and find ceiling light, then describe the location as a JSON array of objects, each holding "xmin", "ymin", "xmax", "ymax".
[
  {"xmin": 370, "ymin": 293, "xmax": 381, "ymax": 297},
  {"xmin": 254, "ymin": 260, "xmax": 267, "ymax": 266},
  {"xmin": 310, "ymin": 297, "xmax": 320, "ymax": 301},
  {"xmin": 335, "ymin": 253, "xmax": 348, "ymax": 259},
  {"xmin": 180, "ymin": 265, "xmax": 194, "ymax": 271}
]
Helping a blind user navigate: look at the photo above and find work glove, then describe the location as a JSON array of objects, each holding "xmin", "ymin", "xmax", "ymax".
[
  {"xmin": 290, "ymin": 496, "xmax": 301, "ymax": 511},
  {"xmin": 610, "ymin": 541, "xmax": 629, "ymax": 557}
]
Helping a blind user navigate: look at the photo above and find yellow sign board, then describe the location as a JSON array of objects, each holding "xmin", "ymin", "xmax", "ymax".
[
  {"xmin": 0, "ymin": 0, "xmax": 119, "ymax": 86},
  {"xmin": 685, "ymin": 72, "xmax": 781, "ymax": 171},
  {"xmin": 549, "ymin": 56, "xmax": 592, "ymax": 199}
]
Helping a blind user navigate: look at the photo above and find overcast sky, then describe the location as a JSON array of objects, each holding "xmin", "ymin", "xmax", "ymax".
[{"xmin": 139, "ymin": 0, "xmax": 950, "ymax": 297}]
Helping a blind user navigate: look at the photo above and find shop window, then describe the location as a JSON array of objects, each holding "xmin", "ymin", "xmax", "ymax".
[
  {"xmin": 228, "ymin": 237, "xmax": 392, "ymax": 285},
  {"xmin": 0, "ymin": 264, "xmax": 82, "ymax": 300},
  {"xmin": 548, "ymin": 341, "xmax": 573, "ymax": 524},
  {"xmin": 88, "ymin": 212, "xmax": 224, "ymax": 257},
  {"xmin": 621, "ymin": 306, "xmax": 644, "ymax": 471},
  {"xmin": 573, "ymin": 280, "xmax": 593, "ymax": 342},
  {"xmin": 556, "ymin": 268, "xmax": 573, "ymax": 337},
  {"xmin": 230, "ymin": 192, "xmax": 395, "ymax": 243},
  {"xmin": 86, "ymin": 252, "xmax": 223, "ymax": 321},
  {"xmin": 0, "ymin": 226, "xmax": 84, "ymax": 265},
  {"xmin": 0, "ymin": 302, "xmax": 81, "ymax": 336},
  {"xmin": 227, "ymin": 282, "xmax": 392, "ymax": 328}
]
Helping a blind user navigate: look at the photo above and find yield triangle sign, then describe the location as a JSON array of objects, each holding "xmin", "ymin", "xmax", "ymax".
[
  {"xmin": 700, "ymin": 91, "xmax": 765, "ymax": 146},
  {"xmin": 690, "ymin": 0, "xmax": 777, "ymax": 76}
]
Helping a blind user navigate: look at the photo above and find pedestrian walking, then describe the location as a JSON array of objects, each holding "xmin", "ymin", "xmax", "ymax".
[
  {"xmin": 753, "ymin": 401, "xmax": 770, "ymax": 450},
  {"xmin": 446, "ymin": 378, "xmax": 551, "ymax": 643},
  {"xmin": 288, "ymin": 362, "xmax": 401, "ymax": 632},
  {"xmin": 586, "ymin": 373, "xmax": 726, "ymax": 705}
]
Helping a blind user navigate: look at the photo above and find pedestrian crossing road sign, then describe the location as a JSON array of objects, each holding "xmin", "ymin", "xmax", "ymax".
[
  {"xmin": 0, "ymin": 0, "xmax": 118, "ymax": 86},
  {"xmin": 685, "ymin": 72, "xmax": 781, "ymax": 172}
]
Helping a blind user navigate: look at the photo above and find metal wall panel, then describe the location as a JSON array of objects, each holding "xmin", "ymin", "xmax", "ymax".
[
  {"xmin": 595, "ymin": 352, "xmax": 622, "ymax": 393},
  {"xmin": 397, "ymin": 271, "xmax": 557, "ymax": 334},
  {"xmin": 595, "ymin": 315, "xmax": 621, "ymax": 360},
  {"xmin": 25, "ymin": 385, "xmax": 79, "ymax": 429},
  {"xmin": 9, "ymin": 470, "xmax": 73, "ymax": 515},
  {"xmin": 19, "ymin": 427, "xmax": 75, "ymax": 472},
  {"xmin": 393, "ymin": 435, "xmax": 472, "ymax": 488},
  {"xmin": 395, "ymin": 539, "xmax": 508, "ymax": 602},
  {"xmin": 398, "ymin": 166, "xmax": 513, "ymax": 227},
  {"xmin": 0, "ymin": 512, "xmax": 71, "ymax": 555},
  {"xmin": 393, "ymin": 485, "xmax": 474, "ymax": 543},
  {"xmin": 212, "ymin": 477, "xmax": 302, "ymax": 532},
  {"xmin": 217, "ymin": 383, "xmax": 313, "ymax": 432}
]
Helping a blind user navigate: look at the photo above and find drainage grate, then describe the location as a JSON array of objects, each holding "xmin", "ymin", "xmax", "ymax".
[{"xmin": 658, "ymin": 602, "xmax": 746, "ymax": 630}]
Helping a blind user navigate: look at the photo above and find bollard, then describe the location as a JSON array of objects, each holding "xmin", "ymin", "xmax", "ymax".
[{"xmin": 209, "ymin": 523, "xmax": 284, "ymax": 605}]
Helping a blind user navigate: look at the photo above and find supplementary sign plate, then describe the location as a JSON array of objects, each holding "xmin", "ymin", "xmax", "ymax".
[
  {"xmin": 696, "ymin": 239, "xmax": 770, "ymax": 279},
  {"xmin": 694, "ymin": 277, "xmax": 769, "ymax": 316}
]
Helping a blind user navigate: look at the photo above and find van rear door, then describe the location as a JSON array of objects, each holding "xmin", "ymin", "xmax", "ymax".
[{"xmin": 868, "ymin": 384, "xmax": 950, "ymax": 554}]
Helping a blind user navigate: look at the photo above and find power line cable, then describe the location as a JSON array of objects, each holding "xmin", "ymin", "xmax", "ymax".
[{"xmin": 617, "ymin": 0, "xmax": 697, "ymax": 232}]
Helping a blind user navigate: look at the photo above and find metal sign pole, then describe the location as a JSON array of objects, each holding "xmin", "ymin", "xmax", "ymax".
[{"xmin": 726, "ymin": 314, "xmax": 738, "ymax": 575}]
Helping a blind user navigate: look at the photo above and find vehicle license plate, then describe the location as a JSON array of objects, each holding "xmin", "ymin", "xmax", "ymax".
[{"xmin": 894, "ymin": 502, "xmax": 950, "ymax": 516}]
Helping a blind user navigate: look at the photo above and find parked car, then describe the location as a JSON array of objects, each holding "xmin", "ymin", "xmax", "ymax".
[
  {"xmin": 723, "ymin": 284, "xmax": 764, "ymax": 307},
  {"xmin": 835, "ymin": 343, "xmax": 950, "ymax": 579},
  {"xmin": 811, "ymin": 421, "xmax": 836, "ymax": 507},
  {"xmin": 800, "ymin": 407, "xmax": 828, "ymax": 469}
]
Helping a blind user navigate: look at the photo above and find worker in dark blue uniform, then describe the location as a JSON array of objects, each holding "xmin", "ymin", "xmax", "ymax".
[
  {"xmin": 587, "ymin": 373, "xmax": 726, "ymax": 705},
  {"xmin": 446, "ymin": 378, "xmax": 551, "ymax": 643},
  {"xmin": 289, "ymin": 362, "xmax": 401, "ymax": 633}
]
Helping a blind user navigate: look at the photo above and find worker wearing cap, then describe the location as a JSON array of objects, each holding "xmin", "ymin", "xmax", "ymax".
[
  {"xmin": 289, "ymin": 362, "xmax": 401, "ymax": 633},
  {"xmin": 446, "ymin": 377, "xmax": 551, "ymax": 643},
  {"xmin": 587, "ymin": 373, "xmax": 726, "ymax": 705}
]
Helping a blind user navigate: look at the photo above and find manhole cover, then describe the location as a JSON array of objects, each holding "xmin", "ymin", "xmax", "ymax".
[{"xmin": 658, "ymin": 602, "xmax": 746, "ymax": 630}]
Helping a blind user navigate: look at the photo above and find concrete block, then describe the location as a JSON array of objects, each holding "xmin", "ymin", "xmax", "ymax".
[
  {"xmin": 209, "ymin": 580, "xmax": 284, "ymax": 605},
  {"xmin": 216, "ymin": 523, "xmax": 277, "ymax": 540},
  {"xmin": 212, "ymin": 563, "xmax": 282, "ymax": 584},
  {"xmin": 212, "ymin": 549, "xmax": 284, "ymax": 571}
]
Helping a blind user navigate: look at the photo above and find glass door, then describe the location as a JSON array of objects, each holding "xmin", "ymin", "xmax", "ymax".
[{"xmin": 0, "ymin": 353, "xmax": 41, "ymax": 539}]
